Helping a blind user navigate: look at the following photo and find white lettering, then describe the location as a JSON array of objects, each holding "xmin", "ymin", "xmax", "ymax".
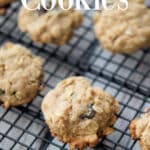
[
  {"xmin": 41, "ymin": 0, "xmax": 56, "ymax": 10},
  {"xmin": 102, "ymin": 0, "xmax": 116, "ymax": 11},
  {"xmin": 118, "ymin": 0, "xmax": 128, "ymax": 10},
  {"xmin": 76, "ymin": 0, "xmax": 90, "ymax": 10},
  {"xmin": 58, "ymin": 0, "xmax": 73, "ymax": 10},
  {"xmin": 21, "ymin": 0, "xmax": 40, "ymax": 10}
]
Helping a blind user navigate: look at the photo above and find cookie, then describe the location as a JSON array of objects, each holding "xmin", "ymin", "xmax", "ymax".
[
  {"xmin": 130, "ymin": 109, "xmax": 150, "ymax": 150},
  {"xmin": 93, "ymin": 1, "xmax": 150, "ymax": 54},
  {"xmin": 0, "ymin": 42, "xmax": 44, "ymax": 109},
  {"xmin": 42, "ymin": 76, "xmax": 119, "ymax": 150},
  {"xmin": 18, "ymin": 0, "xmax": 83, "ymax": 45}
]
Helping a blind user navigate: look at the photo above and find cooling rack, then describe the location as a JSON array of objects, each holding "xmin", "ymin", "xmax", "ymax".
[{"xmin": 0, "ymin": 1, "xmax": 150, "ymax": 150}]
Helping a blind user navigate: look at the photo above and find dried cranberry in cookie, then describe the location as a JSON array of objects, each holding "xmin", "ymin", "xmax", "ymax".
[{"xmin": 42, "ymin": 76, "xmax": 119, "ymax": 150}]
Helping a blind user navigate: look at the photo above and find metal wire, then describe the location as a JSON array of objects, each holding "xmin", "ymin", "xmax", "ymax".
[{"xmin": 0, "ymin": 1, "xmax": 150, "ymax": 150}]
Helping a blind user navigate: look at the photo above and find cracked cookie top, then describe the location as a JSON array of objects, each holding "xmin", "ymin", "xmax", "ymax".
[
  {"xmin": 18, "ymin": 0, "xmax": 83, "ymax": 45},
  {"xmin": 93, "ymin": 1, "xmax": 150, "ymax": 54},
  {"xmin": 42, "ymin": 76, "xmax": 119, "ymax": 150},
  {"xmin": 0, "ymin": 42, "xmax": 44, "ymax": 109}
]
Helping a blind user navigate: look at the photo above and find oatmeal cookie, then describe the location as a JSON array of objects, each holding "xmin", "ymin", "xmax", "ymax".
[
  {"xmin": 93, "ymin": 1, "xmax": 150, "ymax": 54},
  {"xmin": 18, "ymin": 0, "xmax": 83, "ymax": 45},
  {"xmin": 42, "ymin": 76, "xmax": 119, "ymax": 150},
  {"xmin": 130, "ymin": 109, "xmax": 150, "ymax": 150},
  {"xmin": 0, "ymin": 42, "xmax": 44, "ymax": 109}
]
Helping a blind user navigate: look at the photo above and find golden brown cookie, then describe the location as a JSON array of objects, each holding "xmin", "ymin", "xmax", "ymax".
[
  {"xmin": 18, "ymin": 0, "xmax": 83, "ymax": 45},
  {"xmin": 93, "ymin": 1, "xmax": 150, "ymax": 54},
  {"xmin": 0, "ymin": 42, "xmax": 44, "ymax": 109},
  {"xmin": 130, "ymin": 109, "xmax": 150, "ymax": 150},
  {"xmin": 42, "ymin": 76, "xmax": 119, "ymax": 150}
]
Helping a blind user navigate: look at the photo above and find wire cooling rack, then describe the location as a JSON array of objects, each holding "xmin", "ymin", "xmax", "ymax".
[{"xmin": 0, "ymin": 1, "xmax": 150, "ymax": 150}]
